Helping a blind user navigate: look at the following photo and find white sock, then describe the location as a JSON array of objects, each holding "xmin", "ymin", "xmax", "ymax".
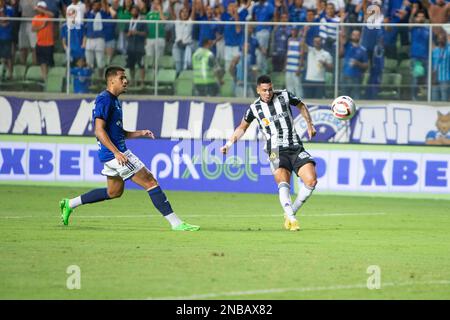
[
  {"xmin": 69, "ymin": 196, "xmax": 82, "ymax": 209},
  {"xmin": 165, "ymin": 212, "xmax": 182, "ymax": 227},
  {"xmin": 278, "ymin": 182, "xmax": 296, "ymax": 222},
  {"xmin": 292, "ymin": 183, "xmax": 315, "ymax": 213}
]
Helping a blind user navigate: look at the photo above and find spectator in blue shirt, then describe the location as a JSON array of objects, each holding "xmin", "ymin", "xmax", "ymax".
[
  {"xmin": 431, "ymin": 32, "xmax": 450, "ymax": 102},
  {"xmin": 271, "ymin": 12, "xmax": 290, "ymax": 72},
  {"xmin": 383, "ymin": 0, "xmax": 411, "ymax": 58},
  {"xmin": 0, "ymin": 0, "xmax": 15, "ymax": 80},
  {"xmin": 319, "ymin": 3, "xmax": 340, "ymax": 60},
  {"xmin": 221, "ymin": 2, "xmax": 244, "ymax": 74},
  {"xmin": 289, "ymin": 0, "xmax": 307, "ymax": 22},
  {"xmin": 61, "ymin": 17, "xmax": 86, "ymax": 64},
  {"xmin": 240, "ymin": 24, "xmax": 260, "ymax": 67},
  {"xmin": 229, "ymin": 38, "xmax": 257, "ymax": 98},
  {"xmin": 339, "ymin": 29, "xmax": 369, "ymax": 99},
  {"xmin": 197, "ymin": 4, "xmax": 222, "ymax": 55},
  {"xmin": 71, "ymin": 57, "xmax": 92, "ymax": 93},
  {"xmin": 85, "ymin": 0, "xmax": 110, "ymax": 77},
  {"xmin": 304, "ymin": 9, "xmax": 320, "ymax": 47},
  {"xmin": 365, "ymin": 43, "xmax": 385, "ymax": 99},
  {"xmin": 102, "ymin": 2, "xmax": 117, "ymax": 66},
  {"xmin": 252, "ymin": 0, "xmax": 274, "ymax": 74},
  {"xmin": 410, "ymin": 10, "xmax": 429, "ymax": 100}
]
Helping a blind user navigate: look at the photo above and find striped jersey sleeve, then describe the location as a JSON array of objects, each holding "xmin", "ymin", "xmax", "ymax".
[
  {"xmin": 243, "ymin": 107, "xmax": 256, "ymax": 123},
  {"xmin": 287, "ymin": 91, "xmax": 302, "ymax": 106}
]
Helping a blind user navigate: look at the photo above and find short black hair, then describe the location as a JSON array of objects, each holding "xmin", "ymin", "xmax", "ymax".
[
  {"xmin": 415, "ymin": 9, "xmax": 426, "ymax": 17},
  {"xmin": 105, "ymin": 66, "xmax": 125, "ymax": 81},
  {"xmin": 257, "ymin": 75, "xmax": 272, "ymax": 86}
]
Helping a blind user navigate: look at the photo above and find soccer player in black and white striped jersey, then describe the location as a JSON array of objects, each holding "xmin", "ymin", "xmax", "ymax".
[{"xmin": 220, "ymin": 75, "xmax": 317, "ymax": 231}]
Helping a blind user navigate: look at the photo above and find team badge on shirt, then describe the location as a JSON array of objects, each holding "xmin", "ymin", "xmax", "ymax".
[{"xmin": 262, "ymin": 118, "xmax": 270, "ymax": 126}]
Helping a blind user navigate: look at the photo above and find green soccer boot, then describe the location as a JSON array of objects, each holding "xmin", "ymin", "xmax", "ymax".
[
  {"xmin": 172, "ymin": 222, "xmax": 200, "ymax": 231},
  {"xmin": 59, "ymin": 199, "xmax": 73, "ymax": 226}
]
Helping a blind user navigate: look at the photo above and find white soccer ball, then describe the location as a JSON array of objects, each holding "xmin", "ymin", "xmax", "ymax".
[{"xmin": 331, "ymin": 96, "xmax": 356, "ymax": 121}]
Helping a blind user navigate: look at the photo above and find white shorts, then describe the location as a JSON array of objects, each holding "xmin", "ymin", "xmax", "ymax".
[
  {"xmin": 101, "ymin": 150, "xmax": 145, "ymax": 181},
  {"xmin": 18, "ymin": 22, "xmax": 37, "ymax": 49}
]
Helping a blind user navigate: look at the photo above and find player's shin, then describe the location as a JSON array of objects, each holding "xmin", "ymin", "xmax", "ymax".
[
  {"xmin": 147, "ymin": 186, "xmax": 182, "ymax": 227},
  {"xmin": 292, "ymin": 183, "xmax": 315, "ymax": 213},
  {"xmin": 71, "ymin": 188, "xmax": 111, "ymax": 208},
  {"xmin": 278, "ymin": 182, "xmax": 296, "ymax": 221}
]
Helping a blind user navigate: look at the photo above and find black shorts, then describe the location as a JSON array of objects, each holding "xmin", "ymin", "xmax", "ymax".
[
  {"xmin": 269, "ymin": 145, "xmax": 315, "ymax": 176},
  {"xmin": 36, "ymin": 45, "xmax": 54, "ymax": 66},
  {"xmin": 126, "ymin": 51, "xmax": 144, "ymax": 69},
  {"xmin": 0, "ymin": 40, "xmax": 12, "ymax": 59}
]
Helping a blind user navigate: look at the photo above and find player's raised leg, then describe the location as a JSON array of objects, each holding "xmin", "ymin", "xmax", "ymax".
[
  {"xmin": 273, "ymin": 168, "xmax": 299, "ymax": 231},
  {"xmin": 292, "ymin": 163, "xmax": 317, "ymax": 214},
  {"xmin": 131, "ymin": 167, "xmax": 200, "ymax": 231},
  {"xmin": 60, "ymin": 176, "xmax": 124, "ymax": 226}
]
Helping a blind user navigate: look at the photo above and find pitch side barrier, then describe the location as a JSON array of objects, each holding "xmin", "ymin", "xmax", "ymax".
[
  {"xmin": 1, "ymin": 95, "xmax": 449, "ymax": 145},
  {"xmin": 0, "ymin": 138, "xmax": 449, "ymax": 195}
]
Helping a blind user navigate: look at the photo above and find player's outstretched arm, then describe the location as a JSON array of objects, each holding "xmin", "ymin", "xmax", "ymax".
[
  {"xmin": 124, "ymin": 130, "xmax": 155, "ymax": 139},
  {"xmin": 95, "ymin": 118, "xmax": 128, "ymax": 165},
  {"xmin": 296, "ymin": 102, "xmax": 316, "ymax": 140},
  {"xmin": 220, "ymin": 119, "xmax": 251, "ymax": 154}
]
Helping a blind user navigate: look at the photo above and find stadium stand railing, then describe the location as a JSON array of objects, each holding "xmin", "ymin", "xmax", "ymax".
[{"xmin": 0, "ymin": 16, "xmax": 448, "ymax": 102}]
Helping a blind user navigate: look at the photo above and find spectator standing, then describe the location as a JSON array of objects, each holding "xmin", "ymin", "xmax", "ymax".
[
  {"xmin": 221, "ymin": 2, "xmax": 244, "ymax": 73},
  {"xmin": 71, "ymin": 56, "xmax": 92, "ymax": 93},
  {"xmin": 192, "ymin": 38, "xmax": 223, "ymax": 96},
  {"xmin": 289, "ymin": 0, "xmax": 307, "ymax": 23},
  {"xmin": 410, "ymin": 10, "xmax": 429, "ymax": 100},
  {"xmin": 102, "ymin": 0, "xmax": 117, "ymax": 66},
  {"xmin": 304, "ymin": 9, "xmax": 320, "ymax": 47},
  {"xmin": 170, "ymin": 4, "xmax": 193, "ymax": 75},
  {"xmin": 339, "ymin": 29, "xmax": 369, "ymax": 99},
  {"xmin": 18, "ymin": 0, "xmax": 39, "ymax": 65},
  {"xmin": 319, "ymin": 2, "xmax": 340, "ymax": 58},
  {"xmin": 31, "ymin": 1, "xmax": 54, "ymax": 80},
  {"xmin": 420, "ymin": 0, "xmax": 450, "ymax": 36},
  {"xmin": 304, "ymin": 35, "xmax": 333, "ymax": 98},
  {"xmin": 61, "ymin": 7, "xmax": 86, "ymax": 63},
  {"xmin": 196, "ymin": 4, "xmax": 222, "ymax": 55},
  {"xmin": 66, "ymin": 0, "xmax": 86, "ymax": 28},
  {"xmin": 432, "ymin": 32, "xmax": 450, "ymax": 101},
  {"xmin": 116, "ymin": 0, "xmax": 133, "ymax": 54},
  {"xmin": 0, "ymin": 0, "xmax": 14, "ymax": 80},
  {"xmin": 383, "ymin": 0, "xmax": 411, "ymax": 59},
  {"xmin": 252, "ymin": 0, "xmax": 274, "ymax": 74},
  {"xmin": 271, "ymin": 11, "xmax": 289, "ymax": 72},
  {"xmin": 229, "ymin": 39, "xmax": 256, "ymax": 97},
  {"xmin": 285, "ymin": 26, "xmax": 306, "ymax": 97},
  {"xmin": 85, "ymin": 0, "xmax": 109, "ymax": 77},
  {"xmin": 145, "ymin": 0, "xmax": 169, "ymax": 64},
  {"xmin": 125, "ymin": 4, "xmax": 147, "ymax": 87}
]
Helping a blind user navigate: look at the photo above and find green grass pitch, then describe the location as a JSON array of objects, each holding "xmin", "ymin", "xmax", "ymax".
[{"xmin": 1, "ymin": 184, "xmax": 450, "ymax": 299}]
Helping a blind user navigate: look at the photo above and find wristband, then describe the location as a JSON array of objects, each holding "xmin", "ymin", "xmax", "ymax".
[{"xmin": 225, "ymin": 141, "xmax": 233, "ymax": 149}]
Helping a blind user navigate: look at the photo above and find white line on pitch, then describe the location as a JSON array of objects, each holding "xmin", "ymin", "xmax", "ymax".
[
  {"xmin": 146, "ymin": 280, "xmax": 450, "ymax": 300},
  {"xmin": 0, "ymin": 213, "xmax": 387, "ymax": 219},
  {"xmin": 0, "ymin": 212, "xmax": 387, "ymax": 219}
]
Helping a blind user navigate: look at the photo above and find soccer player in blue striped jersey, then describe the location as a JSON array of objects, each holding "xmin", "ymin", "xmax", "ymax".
[
  {"xmin": 432, "ymin": 32, "xmax": 450, "ymax": 102},
  {"xmin": 59, "ymin": 66, "xmax": 200, "ymax": 231},
  {"xmin": 221, "ymin": 75, "xmax": 318, "ymax": 231}
]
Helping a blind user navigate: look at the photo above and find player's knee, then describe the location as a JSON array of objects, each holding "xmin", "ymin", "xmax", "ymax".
[
  {"xmin": 108, "ymin": 189, "xmax": 123, "ymax": 199},
  {"xmin": 305, "ymin": 177, "xmax": 317, "ymax": 188},
  {"xmin": 146, "ymin": 179, "xmax": 158, "ymax": 190}
]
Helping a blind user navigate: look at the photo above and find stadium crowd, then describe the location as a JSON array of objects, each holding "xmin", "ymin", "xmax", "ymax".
[{"xmin": 0, "ymin": 0, "xmax": 449, "ymax": 100}]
